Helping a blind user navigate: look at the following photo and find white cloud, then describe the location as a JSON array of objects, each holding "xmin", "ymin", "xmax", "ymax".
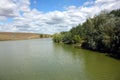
[
  {"xmin": 0, "ymin": 0, "xmax": 120, "ymax": 34},
  {"xmin": 0, "ymin": 0, "xmax": 19, "ymax": 20},
  {"xmin": 83, "ymin": 0, "xmax": 94, "ymax": 6},
  {"xmin": 95, "ymin": 0, "xmax": 120, "ymax": 11},
  {"xmin": 18, "ymin": 0, "xmax": 31, "ymax": 12},
  {"xmin": 95, "ymin": 0, "xmax": 117, "ymax": 4}
]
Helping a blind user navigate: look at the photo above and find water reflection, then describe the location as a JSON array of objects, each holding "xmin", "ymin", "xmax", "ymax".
[
  {"xmin": 0, "ymin": 38, "xmax": 120, "ymax": 80},
  {"xmin": 53, "ymin": 42, "xmax": 120, "ymax": 80}
]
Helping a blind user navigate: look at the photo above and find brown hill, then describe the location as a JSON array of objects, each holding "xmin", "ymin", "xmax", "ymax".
[{"xmin": 0, "ymin": 32, "xmax": 51, "ymax": 41}]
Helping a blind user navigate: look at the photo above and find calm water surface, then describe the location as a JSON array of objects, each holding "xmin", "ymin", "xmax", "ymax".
[{"xmin": 0, "ymin": 38, "xmax": 120, "ymax": 80}]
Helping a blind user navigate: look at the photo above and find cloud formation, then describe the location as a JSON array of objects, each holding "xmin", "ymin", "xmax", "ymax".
[{"xmin": 0, "ymin": 0, "xmax": 120, "ymax": 34}]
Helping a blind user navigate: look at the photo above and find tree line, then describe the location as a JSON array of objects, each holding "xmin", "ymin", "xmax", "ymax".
[{"xmin": 53, "ymin": 9, "xmax": 120, "ymax": 58}]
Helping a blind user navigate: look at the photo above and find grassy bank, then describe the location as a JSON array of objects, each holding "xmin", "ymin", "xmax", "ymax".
[{"xmin": 0, "ymin": 32, "xmax": 51, "ymax": 41}]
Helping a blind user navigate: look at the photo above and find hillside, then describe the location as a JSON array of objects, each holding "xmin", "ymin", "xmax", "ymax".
[{"xmin": 0, "ymin": 32, "xmax": 51, "ymax": 41}]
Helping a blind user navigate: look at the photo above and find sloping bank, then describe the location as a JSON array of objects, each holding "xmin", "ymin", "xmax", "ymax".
[{"xmin": 0, "ymin": 32, "xmax": 51, "ymax": 41}]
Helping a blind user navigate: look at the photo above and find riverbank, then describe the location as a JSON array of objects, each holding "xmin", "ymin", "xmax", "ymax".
[
  {"xmin": 0, "ymin": 32, "xmax": 51, "ymax": 41},
  {"xmin": 72, "ymin": 43, "xmax": 120, "ymax": 60},
  {"xmin": 52, "ymin": 9, "xmax": 120, "ymax": 59}
]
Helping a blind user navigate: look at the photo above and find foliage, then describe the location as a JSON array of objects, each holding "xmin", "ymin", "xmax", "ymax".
[
  {"xmin": 72, "ymin": 35, "xmax": 82, "ymax": 43},
  {"xmin": 52, "ymin": 33, "xmax": 63, "ymax": 43},
  {"xmin": 62, "ymin": 32, "xmax": 73, "ymax": 44},
  {"xmin": 53, "ymin": 9, "xmax": 120, "ymax": 57}
]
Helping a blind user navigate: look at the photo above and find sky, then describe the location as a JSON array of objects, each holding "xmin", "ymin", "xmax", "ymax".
[{"xmin": 0, "ymin": 0, "xmax": 120, "ymax": 34}]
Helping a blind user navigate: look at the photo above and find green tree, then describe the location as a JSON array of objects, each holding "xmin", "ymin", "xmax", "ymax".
[
  {"xmin": 52, "ymin": 9, "xmax": 120, "ymax": 57},
  {"xmin": 53, "ymin": 33, "xmax": 63, "ymax": 43}
]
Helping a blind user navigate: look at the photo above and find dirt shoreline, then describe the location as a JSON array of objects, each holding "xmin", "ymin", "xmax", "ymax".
[{"xmin": 0, "ymin": 32, "xmax": 51, "ymax": 41}]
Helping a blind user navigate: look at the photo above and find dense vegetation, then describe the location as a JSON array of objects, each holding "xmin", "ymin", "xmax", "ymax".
[{"xmin": 53, "ymin": 9, "xmax": 120, "ymax": 58}]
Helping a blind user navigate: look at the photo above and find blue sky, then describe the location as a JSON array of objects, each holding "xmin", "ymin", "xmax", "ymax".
[
  {"xmin": 30, "ymin": 0, "xmax": 88, "ymax": 12},
  {"xmin": 0, "ymin": 0, "xmax": 120, "ymax": 34}
]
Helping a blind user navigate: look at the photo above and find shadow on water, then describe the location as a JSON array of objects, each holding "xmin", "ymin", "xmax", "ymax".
[
  {"xmin": 0, "ymin": 39, "xmax": 120, "ymax": 80},
  {"xmin": 53, "ymin": 43, "xmax": 84, "ymax": 61},
  {"xmin": 104, "ymin": 54, "xmax": 120, "ymax": 61},
  {"xmin": 53, "ymin": 42, "xmax": 120, "ymax": 80}
]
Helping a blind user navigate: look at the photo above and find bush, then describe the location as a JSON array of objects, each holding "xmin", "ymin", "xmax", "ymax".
[{"xmin": 53, "ymin": 33, "xmax": 62, "ymax": 43}]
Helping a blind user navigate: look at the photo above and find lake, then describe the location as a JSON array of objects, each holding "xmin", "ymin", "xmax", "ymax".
[{"xmin": 0, "ymin": 38, "xmax": 120, "ymax": 80}]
